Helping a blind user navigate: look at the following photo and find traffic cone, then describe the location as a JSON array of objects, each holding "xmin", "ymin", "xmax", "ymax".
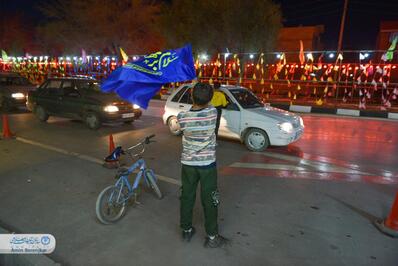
[
  {"xmin": 374, "ymin": 192, "xmax": 398, "ymax": 237},
  {"xmin": 2, "ymin": 115, "xmax": 15, "ymax": 139},
  {"xmin": 103, "ymin": 134, "xmax": 118, "ymax": 169},
  {"xmin": 109, "ymin": 134, "xmax": 115, "ymax": 154}
]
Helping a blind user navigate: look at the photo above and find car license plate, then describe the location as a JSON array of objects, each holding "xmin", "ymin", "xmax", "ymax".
[{"xmin": 122, "ymin": 113, "xmax": 135, "ymax": 118}]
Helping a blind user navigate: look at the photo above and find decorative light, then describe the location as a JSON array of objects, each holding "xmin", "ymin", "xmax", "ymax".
[
  {"xmin": 249, "ymin": 54, "xmax": 254, "ymax": 59},
  {"xmin": 112, "ymin": 57, "xmax": 116, "ymax": 61},
  {"xmin": 364, "ymin": 53, "xmax": 370, "ymax": 58},
  {"xmin": 66, "ymin": 57, "xmax": 71, "ymax": 61},
  {"xmin": 132, "ymin": 56, "xmax": 138, "ymax": 60},
  {"xmin": 200, "ymin": 54, "xmax": 208, "ymax": 60},
  {"xmin": 328, "ymin": 53, "xmax": 335, "ymax": 59},
  {"xmin": 95, "ymin": 56, "xmax": 100, "ymax": 60},
  {"xmin": 276, "ymin": 54, "xmax": 281, "ymax": 59},
  {"xmin": 224, "ymin": 53, "xmax": 230, "ymax": 58},
  {"xmin": 73, "ymin": 56, "xmax": 77, "ymax": 60}
]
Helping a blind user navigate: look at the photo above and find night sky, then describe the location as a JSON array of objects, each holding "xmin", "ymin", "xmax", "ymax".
[{"xmin": 3, "ymin": 0, "xmax": 398, "ymax": 51}]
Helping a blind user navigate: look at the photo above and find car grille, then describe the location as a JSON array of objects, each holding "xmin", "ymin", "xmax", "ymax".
[{"xmin": 115, "ymin": 104, "xmax": 133, "ymax": 111}]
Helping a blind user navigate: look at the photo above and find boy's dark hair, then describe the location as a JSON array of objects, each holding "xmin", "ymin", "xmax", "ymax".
[
  {"xmin": 192, "ymin": 82, "xmax": 214, "ymax": 106},
  {"xmin": 213, "ymin": 81, "xmax": 221, "ymax": 90}
]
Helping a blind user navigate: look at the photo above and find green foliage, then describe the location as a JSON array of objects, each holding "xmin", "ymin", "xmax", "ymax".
[{"xmin": 158, "ymin": 0, "xmax": 282, "ymax": 54}]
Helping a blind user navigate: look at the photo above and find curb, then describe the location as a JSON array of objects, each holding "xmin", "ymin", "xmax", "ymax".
[
  {"xmin": 151, "ymin": 99, "xmax": 398, "ymax": 120},
  {"xmin": 269, "ymin": 103, "xmax": 398, "ymax": 120}
]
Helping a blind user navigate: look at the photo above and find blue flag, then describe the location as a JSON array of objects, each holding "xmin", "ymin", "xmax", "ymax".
[{"xmin": 101, "ymin": 45, "xmax": 196, "ymax": 109}]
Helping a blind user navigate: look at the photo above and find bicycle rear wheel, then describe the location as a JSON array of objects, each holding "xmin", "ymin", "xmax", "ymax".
[
  {"xmin": 96, "ymin": 185, "xmax": 127, "ymax": 224},
  {"xmin": 145, "ymin": 170, "xmax": 162, "ymax": 199}
]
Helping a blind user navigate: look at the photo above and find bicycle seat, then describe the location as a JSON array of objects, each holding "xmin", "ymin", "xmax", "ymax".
[{"xmin": 105, "ymin": 146, "xmax": 123, "ymax": 162}]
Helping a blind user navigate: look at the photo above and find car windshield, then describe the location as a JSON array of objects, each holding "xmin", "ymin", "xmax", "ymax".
[
  {"xmin": 230, "ymin": 88, "xmax": 263, "ymax": 109},
  {"xmin": 76, "ymin": 81, "xmax": 101, "ymax": 92}
]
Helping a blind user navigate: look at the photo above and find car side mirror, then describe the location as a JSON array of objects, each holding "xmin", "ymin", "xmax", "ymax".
[{"xmin": 226, "ymin": 103, "xmax": 239, "ymax": 111}]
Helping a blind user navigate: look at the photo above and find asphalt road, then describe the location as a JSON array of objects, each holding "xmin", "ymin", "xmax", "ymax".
[{"xmin": 0, "ymin": 104, "xmax": 397, "ymax": 266}]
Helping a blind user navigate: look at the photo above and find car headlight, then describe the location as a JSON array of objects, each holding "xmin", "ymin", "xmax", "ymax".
[
  {"xmin": 299, "ymin": 117, "xmax": 304, "ymax": 127},
  {"xmin": 133, "ymin": 104, "xmax": 140, "ymax": 109},
  {"xmin": 104, "ymin": 105, "xmax": 119, "ymax": 113},
  {"xmin": 12, "ymin": 93, "xmax": 25, "ymax": 99},
  {"xmin": 278, "ymin": 122, "xmax": 293, "ymax": 133}
]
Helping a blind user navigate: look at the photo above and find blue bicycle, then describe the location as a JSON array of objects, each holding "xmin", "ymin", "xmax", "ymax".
[{"xmin": 95, "ymin": 134, "xmax": 162, "ymax": 224}]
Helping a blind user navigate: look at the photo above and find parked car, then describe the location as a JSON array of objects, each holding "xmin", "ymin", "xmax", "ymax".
[
  {"xmin": 27, "ymin": 77, "xmax": 142, "ymax": 129},
  {"xmin": 0, "ymin": 72, "xmax": 36, "ymax": 111},
  {"xmin": 163, "ymin": 84, "xmax": 304, "ymax": 151}
]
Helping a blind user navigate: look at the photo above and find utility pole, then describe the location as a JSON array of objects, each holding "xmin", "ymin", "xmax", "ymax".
[{"xmin": 337, "ymin": 0, "xmax": 349, "ymax": 52}]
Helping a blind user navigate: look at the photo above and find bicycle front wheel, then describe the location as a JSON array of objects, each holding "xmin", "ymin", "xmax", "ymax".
[
  {"xmin": 145, "ymin": 170, "xmax": 162, "ymax": 199},
  {"xmin": 96, "ymin": 185, "xmax": 127, "ymax": 224}
]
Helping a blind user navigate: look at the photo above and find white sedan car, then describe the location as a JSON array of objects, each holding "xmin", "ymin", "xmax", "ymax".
[{"xmin": 162, "ymin": 84, "xmax": 304, "ymax": 151}]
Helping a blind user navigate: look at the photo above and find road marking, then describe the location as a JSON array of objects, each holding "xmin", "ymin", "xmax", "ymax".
[
  {"xmin": 245, "ymin": 151, "xmax": 372, "ymax": 175},
  {"xmin": 230, "ymin": 163, "xmax": 308, "ymax": 171},
  {"xmin": 15, "ymin": 136, "xmax": 180, "ymax": 186},
  {"xmin": 230, "ymin": 162, "xmax": 371, "ymax": 175}
]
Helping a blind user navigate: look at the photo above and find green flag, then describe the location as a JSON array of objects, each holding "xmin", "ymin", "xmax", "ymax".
[
  {"xmin": 382, "ymin": 37, "xmax": 397, "ymax": 61},
  {"xmin": 1, "ymin": 50, "xmax": 8, "ymax": 61}
]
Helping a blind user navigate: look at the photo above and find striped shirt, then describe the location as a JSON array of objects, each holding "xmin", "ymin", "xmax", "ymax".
[{"xmin": 177, "ymin": 106, "xmax": 217, "ymax": 166}]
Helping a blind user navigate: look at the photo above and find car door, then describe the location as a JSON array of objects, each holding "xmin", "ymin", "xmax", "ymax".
[
  {"xmin": 167, "ymin": 85, "xmax": 190, "ymax": 116},
  {"xmin": 36, "ymin": 80, "xmax": 63, "ymax": 114},
  {"xmin": 219, "ymin": 90, "xmax": 241, "ymax": 139},
  {"xmin": 58, "ymin": 80, "xmax": 83, "ymax": 119},
  {"xmin": 177, "ymin": 87, "xmax": 193, "ymax": 112}
]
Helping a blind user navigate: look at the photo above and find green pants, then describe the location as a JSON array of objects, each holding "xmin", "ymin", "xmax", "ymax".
[{"xmin": 180, "ymin": 164, "xmax": 219, "ymax": 236}]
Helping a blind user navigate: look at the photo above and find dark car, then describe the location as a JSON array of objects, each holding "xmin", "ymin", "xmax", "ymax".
[
  {"xmin": 27, "ymin": 77, "xmax": 142, "ymax": 129},
  {"xmin": 0, "ymin": 72, "xmax": 36, "ymax": 111}
]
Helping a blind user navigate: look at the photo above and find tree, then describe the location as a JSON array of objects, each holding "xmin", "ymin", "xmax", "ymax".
[
  {"xmin": 158, "ymin": 0, "xmax": 282, "ymax": 54},
  {"xmin": 37, "ymin": 0, "xmax": 165, "ymax": 55},
  {"xmin": 0, "ymin": 14, "xmax": 34, "ymax": 55}
]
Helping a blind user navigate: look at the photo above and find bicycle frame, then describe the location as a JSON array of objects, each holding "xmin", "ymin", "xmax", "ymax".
[{"xmin": 110, "ymin": 158, "xmax": 158, "ymax": 205}]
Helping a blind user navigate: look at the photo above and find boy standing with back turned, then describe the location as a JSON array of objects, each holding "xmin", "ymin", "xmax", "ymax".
[{"xmin": 177, "ymin": 82, "xmax": 229, "ymax": 248}]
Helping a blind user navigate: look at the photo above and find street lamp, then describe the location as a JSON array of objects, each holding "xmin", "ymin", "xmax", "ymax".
[{"xmin": 200, "ymin": 54, "xmax": 208, "ymax": 60}]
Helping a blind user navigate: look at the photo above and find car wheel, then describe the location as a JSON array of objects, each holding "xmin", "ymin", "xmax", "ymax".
[
  {"xmin": 35, "ymin": 106, "xmax": 49, "ymax": 122},
  {"xmin": 167, "ymin": 116, "xmax": 181, "ymax": 136},
  {"xmin": 244, "ymin": 128, "xmax": 269, "ymax": 152},
  {"xmin": 85, "ymin": 112, "xmax": 101, "ymax": 130}
]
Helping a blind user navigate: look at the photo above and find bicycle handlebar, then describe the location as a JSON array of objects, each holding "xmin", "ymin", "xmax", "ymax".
[{"xmin": 124, "ymin": 134, "xmax": 156, "ymax": 157}]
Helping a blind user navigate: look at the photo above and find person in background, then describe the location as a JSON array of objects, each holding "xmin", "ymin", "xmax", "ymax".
[
  {"xmin": 210, "ymin": 81, "xmax": 228, "ymax": 137},
  {"xmin": 177, "ymin": 82, "xmax": 229, "ymax": 248}
]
